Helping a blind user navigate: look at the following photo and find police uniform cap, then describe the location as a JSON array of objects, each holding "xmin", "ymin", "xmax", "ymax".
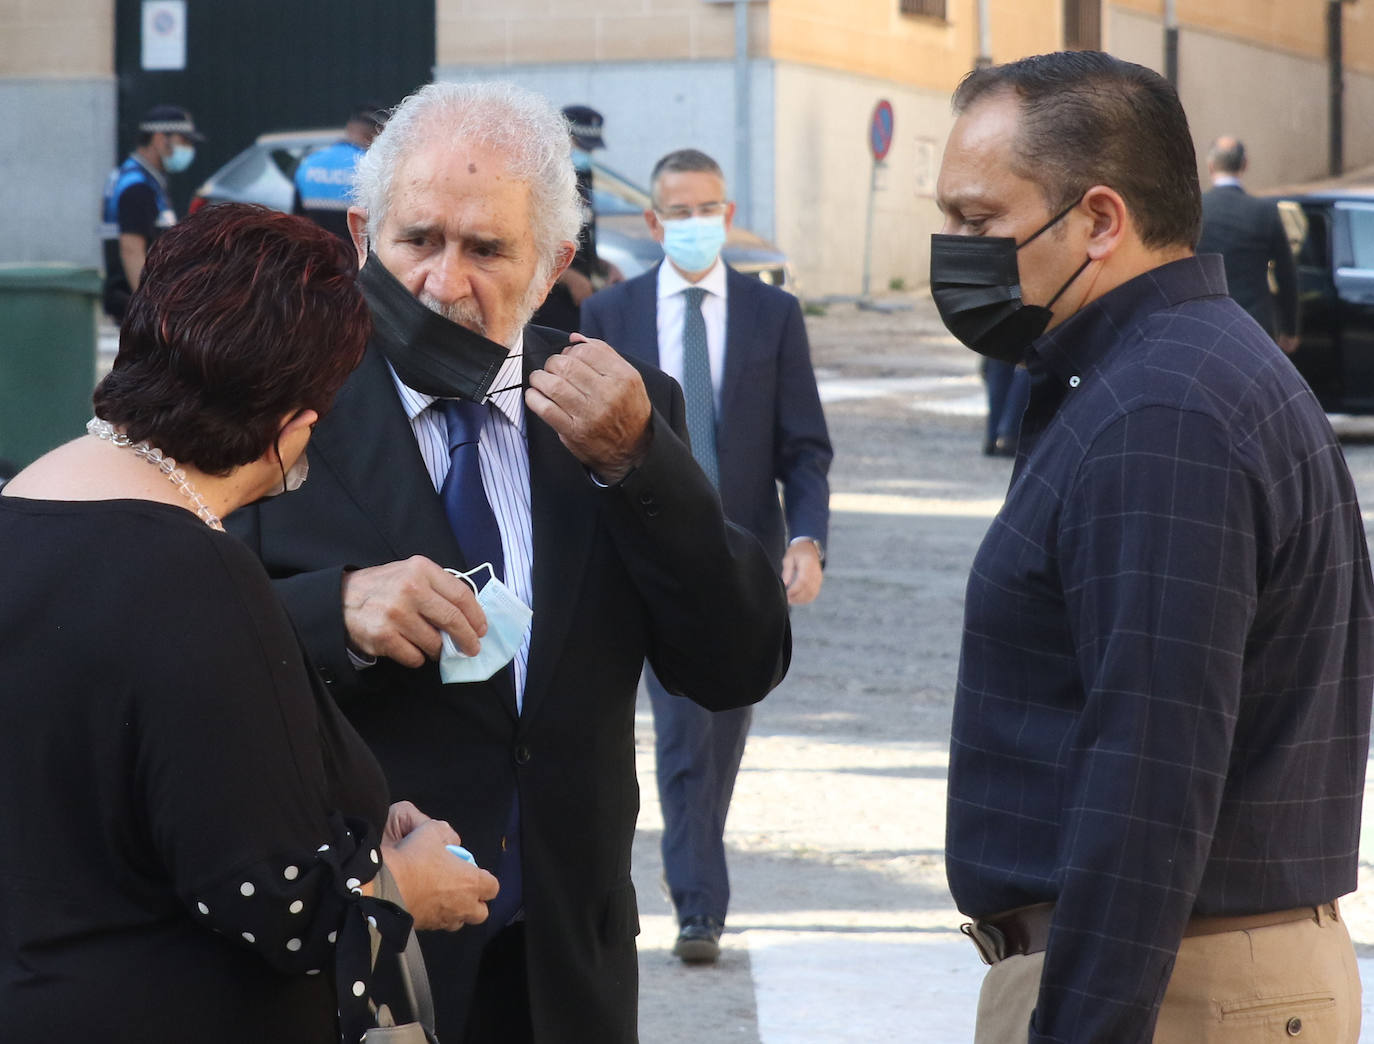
[
  {"xmin": 138, "ymin": 104, "xmax": 205, "ymax": 142},
  {"xmin": 562, "ymin": 105, "xmax": 605, "ymax": 151}
]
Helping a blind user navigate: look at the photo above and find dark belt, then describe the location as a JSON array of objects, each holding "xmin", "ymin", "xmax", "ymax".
[{"xmin": 960, "ymin": 900, "xmax": 1338, "ymax": 966}]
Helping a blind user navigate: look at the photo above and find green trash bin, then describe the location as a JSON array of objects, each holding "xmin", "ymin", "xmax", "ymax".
[{"xmin": 0, "ymin": 264, "xmax": 101, "ymax": 472}]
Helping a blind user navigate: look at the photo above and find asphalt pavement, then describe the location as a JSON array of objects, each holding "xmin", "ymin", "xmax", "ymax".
[{"xmin": 632, "ymin": 294, "xmax": 1374, "ymax": 1043}]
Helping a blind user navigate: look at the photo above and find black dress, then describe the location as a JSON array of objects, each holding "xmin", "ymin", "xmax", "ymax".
[{"xmin": 0, "ymin": 495, "xmax": 405, "ymax": 1042}]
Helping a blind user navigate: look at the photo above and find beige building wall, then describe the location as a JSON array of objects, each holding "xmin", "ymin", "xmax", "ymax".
[
  {"xmin": 435, "ymin": 0, "xmax": 767, "ymax": 66},
  {"xmin": 1113, "ymin": 0, "xmax": 1374, "ymax": 76},
  {"xmin": 0, "ymin": 0, "xmax": 116, "ymax": 264},
  {"xmin": 1109, "ymin": 2, "xmax": 1374, "ymax": 189},
  {"xmin": 772, "ymin": 61, "xmax": 951, "ymax": 296},
  {"xmin": 769, "ymin": 0, "xmax": 1062, "ymax": 93}
]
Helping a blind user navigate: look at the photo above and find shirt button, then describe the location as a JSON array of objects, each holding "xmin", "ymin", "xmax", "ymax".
[
  {"xmin": 514, "ymin": 744, "xmax": 532, "ymax": 765},
  {"xmin": 1068, "ymin": 375, "xmax": 1081, "ymax": 388},
  {"xmin": 1287, "ymin": 1016, "xmax": 1303, "ymax": 1036}
]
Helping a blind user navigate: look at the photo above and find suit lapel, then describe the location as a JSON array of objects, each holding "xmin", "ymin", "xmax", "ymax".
[
  {"xmin": 315, "ymin": 344, "xmax": 518, "ymax": 723},
  {"xmin": 720, "ymin": 266, "xmax": 756, "ymax": 434},
  {"xmin": 634, "ymin": 264, "xmax": 663, "ymax": 367},
  {"xmin": 520, "ymin": 326, "xmax": 598, "ymax": 724},
  {"xmin": 313, "ymin": 344, "xmax": 460, "ymax": 565}
]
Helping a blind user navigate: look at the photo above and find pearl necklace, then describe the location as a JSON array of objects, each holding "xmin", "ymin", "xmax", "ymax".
[{"xmin": 86, "ymin": 417, "xmax": 225, "ymax": 531}]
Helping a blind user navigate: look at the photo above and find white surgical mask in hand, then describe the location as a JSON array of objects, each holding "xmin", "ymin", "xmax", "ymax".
[{"xmin": 440, "ymin": 564, "xmax": 532, "ymax": 684}]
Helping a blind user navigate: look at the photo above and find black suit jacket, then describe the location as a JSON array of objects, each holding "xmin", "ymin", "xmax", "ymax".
[
  {"xmin": 1198, "ymin": 184, "xmax": 1299, "ymax": 337},
  {"xmin": 227, "ymin": 325, "xmax": 791, "ymax": 1041},
  {"xmin": 580, "ymin": 264, "xmax": 832, "ymax": 567}
]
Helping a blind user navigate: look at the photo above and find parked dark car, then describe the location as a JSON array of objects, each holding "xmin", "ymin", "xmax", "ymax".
[
  {"xmin": 1268, "ymin": 185, "xmax": 1374, "ymax": 412},
  {"xmin": 190, "ymin": 130, "xmax": 793, "ymax": 289}
]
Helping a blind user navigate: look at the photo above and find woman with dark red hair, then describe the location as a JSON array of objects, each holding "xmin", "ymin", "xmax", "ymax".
[{"xmin": 0, "ymin": 204, "xmax": 496, "ymax": 1042}]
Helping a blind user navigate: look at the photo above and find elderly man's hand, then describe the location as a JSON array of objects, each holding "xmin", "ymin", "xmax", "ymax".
[
  {"xmin": 341, "ymin": 557, "xmax": 487, "ymax": 668},
  {"xmin": 526, "ymin": 334, "xmax": 652, "ymax": 484}
]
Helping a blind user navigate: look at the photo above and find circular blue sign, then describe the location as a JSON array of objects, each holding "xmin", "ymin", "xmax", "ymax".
[{"xmin": 870, "ymin": 100, "xmax": 894, "ymax": 161}]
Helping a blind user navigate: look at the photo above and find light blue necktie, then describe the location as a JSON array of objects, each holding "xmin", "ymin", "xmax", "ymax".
[{"xmin": 681, "ymin": 286, "xmax": 719, "ymax": 487}]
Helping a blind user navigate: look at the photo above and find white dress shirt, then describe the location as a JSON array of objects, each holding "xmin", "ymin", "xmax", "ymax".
[
  {"xmin": 388, "ymin": 340, "xmax": 534, "ymax": 710},
  {"xmin": 656, "ymin": 258, "xmax": 728, "ymax": 409}
]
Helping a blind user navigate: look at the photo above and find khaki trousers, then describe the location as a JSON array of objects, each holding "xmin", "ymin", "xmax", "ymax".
[{"xmin": 974, "ymin": 904, "xmax": 1362, "ymax": 1042}]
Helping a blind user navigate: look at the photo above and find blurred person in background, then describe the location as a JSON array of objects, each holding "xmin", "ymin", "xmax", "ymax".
[
  {"xmin": 582, "ymin": 146, "xmax": 831, "ymax": 965},
  {"xmin": 1198, "ymin": 135, "xmax": 1300, "ymax": 352},
  {"xmin": 100, "ymin": 104, "xmax": 204, "ymax": 322},
  {"xmin": 294, "ymin": 101, "xmax": 389, "ymax": 243}
]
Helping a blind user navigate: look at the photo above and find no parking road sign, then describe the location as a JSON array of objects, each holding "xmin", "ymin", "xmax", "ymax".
[{"xmin": 870, "ymin": 99, "xmax": 894, "ymax": 162}]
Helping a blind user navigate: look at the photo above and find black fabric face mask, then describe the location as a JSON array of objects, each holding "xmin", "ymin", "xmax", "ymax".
[
  {"xmin": 357, "ymin": 253, "xmax": 510, "ymax": 402},
  {"xmin": 929, "ymin": 199, "xmax": 1090, "ymax": 364}
]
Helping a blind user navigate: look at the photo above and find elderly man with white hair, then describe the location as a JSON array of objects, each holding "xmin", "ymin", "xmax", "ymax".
[{"xmin": 227, "ymin": 81, "xmax": 791, "ymax": 1043}]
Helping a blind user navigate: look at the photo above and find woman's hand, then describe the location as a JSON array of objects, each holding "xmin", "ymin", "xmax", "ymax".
[{"xmin": 380, "ymin": 808, "xmax": 499, "ymax": 931}]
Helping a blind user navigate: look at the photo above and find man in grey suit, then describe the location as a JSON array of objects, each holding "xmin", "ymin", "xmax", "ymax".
[
  {"xmin": 582, "ymin": 148, "xmax": 832, "ymax": 964},
  {"xmin": 1197, "ymin": 136, "xmax": 1300, "ymax": 352}
]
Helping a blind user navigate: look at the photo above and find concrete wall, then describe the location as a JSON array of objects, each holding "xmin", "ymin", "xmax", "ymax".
[
  {"xmin": 432, "ymin": 59, "xmax": 777, "ymax": 243},
  {"xmin": 1109, "ymin": 5, "xmax": 1374, "ymax": 189},
  {"xmin": 772, "ymin": 61, "xmax": 951, "ymax": 296},
  {"xmin": 0, "ymin": 0, "xmax": 116, "ymax": 265}
]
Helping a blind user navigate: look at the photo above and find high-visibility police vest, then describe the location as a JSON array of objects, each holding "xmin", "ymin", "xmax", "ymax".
[
  {"xmin": 294, "ymin": 141, "xmax": 365, "ymax": 213},
  {"xmin": 100, "ymin": 155, "xmax": 176, "ymax": 244},
  {"xmin": 100, "ymin": 154, "xmax": 176, "ymax": 320}
]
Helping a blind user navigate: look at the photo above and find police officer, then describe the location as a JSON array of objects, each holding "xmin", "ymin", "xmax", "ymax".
[
  {"xmin": 531, "ymin": 104, "xmax": 622, "ymax": 330},
  {"xmin": 101, "ymin": 104, "xmax": 205, "ymax": 323},
  {"xmin": 293, "ymin": 102, "xmax": 388, "ymax": 243}
]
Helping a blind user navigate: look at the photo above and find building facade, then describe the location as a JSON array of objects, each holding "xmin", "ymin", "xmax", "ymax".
[{"xmin": 5, "ymin": 1, "xmax": 1374, "ymax": 294}]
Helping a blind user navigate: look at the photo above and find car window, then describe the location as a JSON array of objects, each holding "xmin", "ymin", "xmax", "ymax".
[
  {"xmin": 1296, "ymin": 205, "xmax": 1328, "ymax": 269},
  {"xmin": 591, "ymin": 163, "xmax": 653, "ymax": 215},
  {"xmin": 1341, "ymin": 205, "xmax": 1374, "ymax": 271}
]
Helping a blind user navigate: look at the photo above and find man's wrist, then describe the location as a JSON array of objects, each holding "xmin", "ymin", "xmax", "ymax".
[{"xmin": 789, "ymin": 536, "xmax": 825, "ymax": 565}]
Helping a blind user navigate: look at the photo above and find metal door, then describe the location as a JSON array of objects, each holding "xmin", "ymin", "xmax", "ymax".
[{"xmin": 114, "ymin": 0, "xmax": 435, "ymax": 216}]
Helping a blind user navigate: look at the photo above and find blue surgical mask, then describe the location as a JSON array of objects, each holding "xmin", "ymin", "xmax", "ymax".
[
  {"xmin": 661, "ymin": 215, "xmax": 726, "ymax": 275},
  {"xmin": 165, "ymin": 143, "xmax": 195, "ymax": 173},
  {"xmin": 439, "ymin": 564, "xmax": 533, "ymax": 684}
]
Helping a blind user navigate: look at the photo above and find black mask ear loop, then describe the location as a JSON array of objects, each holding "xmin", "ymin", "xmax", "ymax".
[
  {"xmin": 274, "ymin": 432, "xmax": 288, "ymax": 492},
  {"xmin": 484, "ymin": 355, "xmax": 526, "ymax": 399},
  {"xmin": 1019, "ymin": 193, "xmax": 1092, "ymax": 314},
  {"xmin": 1016, "ymin": 194, "xmax": 1085, "ymax": 249}
]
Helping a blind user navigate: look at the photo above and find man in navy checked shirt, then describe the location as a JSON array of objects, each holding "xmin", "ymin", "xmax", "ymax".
[{"xmin": 934, "ymin": 51, "xmax": 1373, "ymax": 1042}]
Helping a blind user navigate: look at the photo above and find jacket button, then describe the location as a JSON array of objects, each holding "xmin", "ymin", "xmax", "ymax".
[
  {"xmin": 1287, "ymin": 1016, "xmax": 1303, "ymax": 1036},
  {"xmin": 514, "ymin": 744, "xmax": 531, "ymax": 765},
  {"xmin": 318, "ymin": 668, "xmax": 334, "ymax": 686}
]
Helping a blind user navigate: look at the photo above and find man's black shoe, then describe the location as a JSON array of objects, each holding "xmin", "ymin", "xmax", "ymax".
[{"xmin": 673, "ymin": 915, "xmax": 723, "ymax": 964}]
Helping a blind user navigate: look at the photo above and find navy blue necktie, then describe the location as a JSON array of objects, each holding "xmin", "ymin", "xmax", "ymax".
[
  {"xmin": 439, "ymin": 398, "xmax": 504, "ymax": 581},
  {"xmin": 438, "ymin": 398, "xmax": 521, "ymax": 926},
  {"xmin": 681, "ymin": 286, "xmax": 719, "ymax": 487}
]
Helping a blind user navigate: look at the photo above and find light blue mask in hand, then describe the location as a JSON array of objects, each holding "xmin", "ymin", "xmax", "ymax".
[{"xmin": 439, "ymin": 564, "xmax": 533, "ymax": 684}]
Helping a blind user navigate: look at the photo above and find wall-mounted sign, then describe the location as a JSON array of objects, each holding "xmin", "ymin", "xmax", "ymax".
[{"xmin": 142, "ymin": 1, "xmax": 187, "ymax": 71}]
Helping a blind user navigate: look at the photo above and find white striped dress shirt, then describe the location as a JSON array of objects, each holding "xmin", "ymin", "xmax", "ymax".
[{"xmin": 387, "ymin": 340, "xmax": 534, "ymax": 711}]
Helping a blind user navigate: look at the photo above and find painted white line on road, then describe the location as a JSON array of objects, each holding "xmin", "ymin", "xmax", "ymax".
[
  {"xmin": 750, "ymin": 931, "xmax": 980, "ymax": 1043},
  {"xmin": 818, "ymin": 375, "xmax": 979, "ymax": 405},
  {"xmin": 830, "ymin": 492, "xmax": 1003, "ymax": 518}
]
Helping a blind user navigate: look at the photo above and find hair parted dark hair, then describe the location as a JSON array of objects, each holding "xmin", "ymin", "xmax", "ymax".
[
  {"xmin": 650, "ymin": 148, "xmax": 725, "ymax": 204},
  {"xmin": 952, "ymin": 50, "xmax": 1201, "ymax": 250},
  {"xmin": 93, "ymin": 203, "xmax": 370, "ymax": 474}
]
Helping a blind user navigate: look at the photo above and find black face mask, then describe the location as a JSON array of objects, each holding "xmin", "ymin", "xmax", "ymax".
[
  {"xmin": 929, "ymin": 199, "xmax": 1091, "ymax": 364},
  {"xmin": 357, "ymin": 253, "xmax": 511, "ymax": 402}
]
